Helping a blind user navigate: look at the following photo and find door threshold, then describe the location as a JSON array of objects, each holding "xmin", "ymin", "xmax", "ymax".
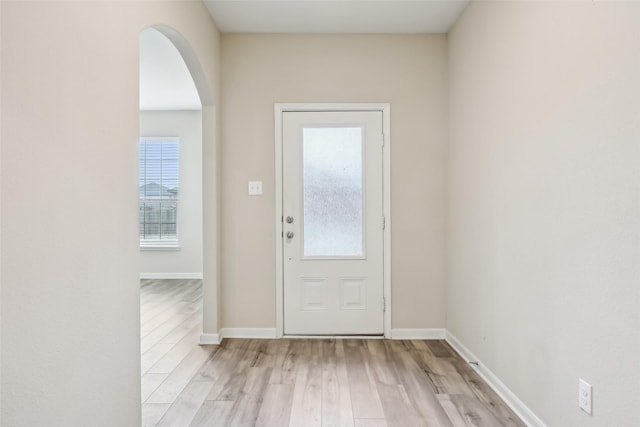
[{"xmin": 282, "ymin": 334, "xmax": 384, "ymax": 339}]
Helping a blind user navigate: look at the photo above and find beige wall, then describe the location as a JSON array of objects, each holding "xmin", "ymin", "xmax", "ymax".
[
  {"xmin": 0, "ymin": 2, "xmax": 220, "ymax": 425},
  {"xmin": 221, "ymin": 34, "xmax": 448, "ymax": 329},
  {"xmin": 139, "ymin": 110, "xmax": 204, "ymax": 277},
  {"xmin": 448, "ymin": 2, "xmax": 640, "ymax": 426}
]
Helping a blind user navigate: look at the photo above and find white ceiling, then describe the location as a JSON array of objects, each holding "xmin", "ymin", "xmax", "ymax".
[
  {"xmin": 139, "ymin": 28, "xmax": 201, "ymax": 111},
  {"xmin": 140, "ymin": 1, "xmax": 470, "ymax": 110},
  {"xmin": 204, "ymin": 0, "xmax": 469, "ymax": 34}
]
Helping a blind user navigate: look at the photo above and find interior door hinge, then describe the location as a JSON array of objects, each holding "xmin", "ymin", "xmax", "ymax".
[
  {"xmin": 382, "ymin": 215, "xmax": 386, "ymax": 230},
  {"xmin": 382, "ymin": 297, "xmax": 387, "ymax": 312}
]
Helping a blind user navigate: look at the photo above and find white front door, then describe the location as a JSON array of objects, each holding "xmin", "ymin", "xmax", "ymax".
[{"xmin": 282, "ymin": 111, "xmax": 384, "ymax": 335}]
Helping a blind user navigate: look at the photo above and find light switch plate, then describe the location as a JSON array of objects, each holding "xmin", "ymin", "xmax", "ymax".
[{"xmin": 248, "ymin": 181, "xmax": 263, "ymax": 196}]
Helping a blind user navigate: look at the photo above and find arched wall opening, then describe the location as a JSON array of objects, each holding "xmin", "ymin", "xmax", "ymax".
[{"xmin": 138, "ymin": 24, "xmax": 220, "ymax": 343}]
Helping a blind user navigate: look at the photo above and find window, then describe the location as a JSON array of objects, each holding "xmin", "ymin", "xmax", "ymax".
[{"xmin": 139, "ymin": 137, "xmax": 179, "ymax": 247}]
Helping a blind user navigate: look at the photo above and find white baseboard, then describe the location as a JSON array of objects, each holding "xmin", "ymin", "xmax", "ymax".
[
  {"xmin": 445, "ymin": 331, "xmax": 546, "ymax": 427},
  {"xmin": 199, "ymin": 333, "xmax": 222, "ymax": 345},
  {"xmin": 140, "ymin": 273, "xmax": 203, "ymax": 280},
  {"xmin": 391, "ymin": 328, "xmax": 446, "ymax": 340},
  {"xmin": 220, "ymin": 328, "xmax": 278, "ymax": 339}
]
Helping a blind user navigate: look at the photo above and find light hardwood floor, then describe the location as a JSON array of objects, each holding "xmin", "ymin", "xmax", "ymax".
[{"xmin": 141, "ymin": 279, "xmax": 525, "ymax": 427}]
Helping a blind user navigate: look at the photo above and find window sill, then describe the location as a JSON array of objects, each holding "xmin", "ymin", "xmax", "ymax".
[{"xmin": 140, "ymin": 242, "xmax": 181, "ymax": 251}]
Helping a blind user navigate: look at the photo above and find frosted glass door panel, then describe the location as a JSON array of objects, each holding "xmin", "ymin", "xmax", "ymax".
[{"xmin": 302, "ymin": 127, "xmax": 364, "ymax": 257}]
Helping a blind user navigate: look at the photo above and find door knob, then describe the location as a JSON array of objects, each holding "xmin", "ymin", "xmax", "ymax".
[
  {"xmin": 286, "ymin": 231, "xmax": 294, "ymax": 239},
  {"xmin": 286, "ymin": 216, "xmax": 294, "ymax": 224}
]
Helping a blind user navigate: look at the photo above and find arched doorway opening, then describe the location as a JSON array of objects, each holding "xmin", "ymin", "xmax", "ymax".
[{"xmin": 138, "ymin": 25, "xmax": 219, "ymax": 423}]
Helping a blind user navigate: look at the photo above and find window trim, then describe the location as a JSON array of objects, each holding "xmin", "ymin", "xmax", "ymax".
[{"xmin": 140, "ymin": 240, "xmax": 181, "ymax": 250}]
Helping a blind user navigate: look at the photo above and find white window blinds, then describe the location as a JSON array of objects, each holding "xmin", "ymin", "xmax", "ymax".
[{"xmin": 139, "ymin": 137, "xmax": 179, "ymax": 243}]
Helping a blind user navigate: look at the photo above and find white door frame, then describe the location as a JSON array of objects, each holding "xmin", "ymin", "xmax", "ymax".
[{"xmin": 274, "ymin": 103, "xmax": 391, "ymax": 338}]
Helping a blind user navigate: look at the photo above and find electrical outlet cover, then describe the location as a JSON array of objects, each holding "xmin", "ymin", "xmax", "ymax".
[{"xmin": 579, "ymin": 379, "xmax": 592, "ymax": 415}]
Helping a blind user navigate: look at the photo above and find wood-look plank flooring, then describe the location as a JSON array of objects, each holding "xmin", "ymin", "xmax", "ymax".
[{"xmin": 141, "ymin": 279, "xmax": 525, "ymax": 427}]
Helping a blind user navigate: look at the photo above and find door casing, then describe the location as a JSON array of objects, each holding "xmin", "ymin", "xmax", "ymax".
[{"xmin": 274, "ymin": 103, "xmax": 391, "ymax": 338}]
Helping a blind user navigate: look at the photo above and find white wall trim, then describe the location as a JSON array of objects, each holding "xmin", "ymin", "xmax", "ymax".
[
  {"xmin": 274, "ymin": 103, "xmax": 392, "ymax": 339},
  {"xmin": 445, "ymin": 331, "xmax": 547, "ymax": 427},
  {"xmin": 199, "ymin": 333, "xmax": 221, "ymax": 345},
  {"xmin": 391, "ymin": 328, "xmax": 446, "ymax": 340},
  {"xmin": 140, "ymin": 273, "xmax": 203, "ymax": 279},
  {"xmin": 220, "ymin": 328, "xmax": 278, "ymax": 339}
]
